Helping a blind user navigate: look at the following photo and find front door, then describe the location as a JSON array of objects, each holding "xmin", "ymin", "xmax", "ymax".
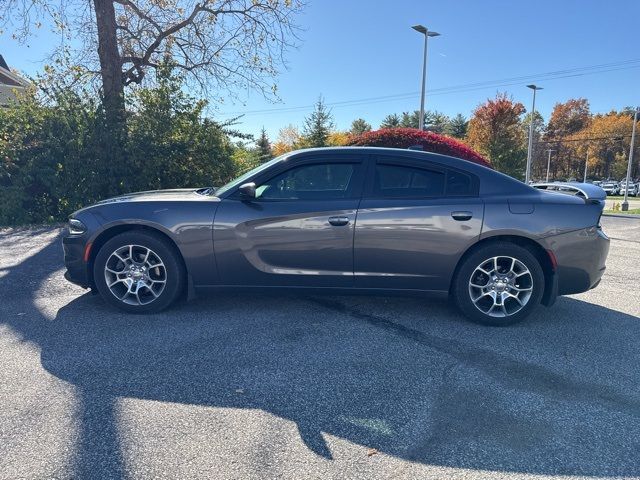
[{"xmin": 214, "ymin": 158, "xmax": 366, "ymax": 287}]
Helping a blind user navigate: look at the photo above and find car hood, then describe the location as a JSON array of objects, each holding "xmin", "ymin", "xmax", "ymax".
[{"xmin": 93, "ymin": 188, "xmax": 214, "ymax": 205}]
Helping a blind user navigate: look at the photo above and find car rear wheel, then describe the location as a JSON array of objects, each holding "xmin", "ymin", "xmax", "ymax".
[
  {"xmin": 93, "ymin": 231, "xmax": 185, "ymax": 313},
  {"xmin": 452, "ymin": 242, "xmax": 545, "ymax": 326}
]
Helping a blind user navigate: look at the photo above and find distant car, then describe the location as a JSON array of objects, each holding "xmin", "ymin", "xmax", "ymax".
[
  {"xmin": 620, "ymin": 182, "xmax": 639, "ymax": 197},
  {"xmin": 601, "ymin": 181, "xmax": 619, "ymax": 195},
  {"xmin": 62, "ymin": 147, "xmax": 610, "ymax": 326}
]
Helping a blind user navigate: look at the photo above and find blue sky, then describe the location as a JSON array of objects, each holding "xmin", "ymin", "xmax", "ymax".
[{"xmin": 2, "ymin": 0, "xmax": 639, "ymax": 142}]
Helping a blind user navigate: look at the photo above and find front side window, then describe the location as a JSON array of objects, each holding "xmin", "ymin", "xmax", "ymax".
[
  {"xmin": 373, "ymin": 164, "xmax": 445, "ymax": 198},
  {"xmin": 256, "ymin": 163, "xmax": 356, "ymax": 200}
]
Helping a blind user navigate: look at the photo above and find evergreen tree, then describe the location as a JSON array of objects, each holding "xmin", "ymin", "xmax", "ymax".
[
  {"xmin": 445, "ymin": 113, "xmax": 469, "ymax": 138},
  {"xmin": 380, "ymin": 113, "xmax": 401, "ymax": 129},
  {"xmin": 256, "ymin": 127, "xmax": 273, "ymax": 162},
  {"xmin": 302, "ymin": 96, "xmax": 334, "ymax": 147},
  {"xmin": 425, "ymin": 111, "xmax": 450, "ymax": 134},
  {"xmin": 400, "ymin": 111, "xmax": 419, "ymax": 128},
  {"xmin": 350, "ymin": 118, "xmax": 372, "ymax": 136}
]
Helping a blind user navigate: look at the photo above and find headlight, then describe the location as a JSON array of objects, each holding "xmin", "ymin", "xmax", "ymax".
[{"xmin": 68, "ymin": 218, "xmax": 87, "ymax": 235}]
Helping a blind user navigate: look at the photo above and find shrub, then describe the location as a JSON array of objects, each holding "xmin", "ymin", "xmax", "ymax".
[
  {"xmin": 0, "ymin": 69, "xmax": 245, "ymax": 226},
  {"xmin": 346, "ymin": 128, "xmax": 491, "ymax": 168}
]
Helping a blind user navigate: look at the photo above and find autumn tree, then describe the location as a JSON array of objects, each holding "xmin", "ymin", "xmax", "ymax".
[
  {"xmin": 256, "ymin": 127, "xmax": 272, "ymax": 163},
  {"xmin": 302, "ymin": 96, "xmax": 334, "ymax": 148},
  {"xmin": 1, "ymin": 0, "xmax": 303, "ymax": 157},
  {"xmin": 544, "ymin": 99, "xmax": 591, "ymax": 178},
  {"xmin": 272, "ymin": 124, "xmax": 302, "ymax": 156},
  {"xmin": 466, "ymin": 93, "xmax": 527, "ymax": 179},
  {"xmin": 568, "ymin": 111, "xmax": 637, "ymax": 179},
  {"xmin": 350, "ymin": 118, "xmax": 371, "ymax": 136},
  {"xmin": 327, "ymin": 131, "xmax": 350, "ymax": 146}
]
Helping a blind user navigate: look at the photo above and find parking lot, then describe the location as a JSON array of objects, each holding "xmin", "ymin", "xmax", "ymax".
[{"xmin": 1, "ymin": 216, "xmax": 639, "ymax": 480}]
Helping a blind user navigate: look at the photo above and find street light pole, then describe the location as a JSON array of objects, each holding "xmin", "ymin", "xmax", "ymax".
[
  {"xmin": 412, "ymin": 25, "xmax": 440, "ymax": 131},
  {"xmin": 525, "ymin": 85, "xmax": 543, "ymax": 184},
  {"xmin": 545, "ymin": 149, "xmax": 555, "ymax": 182},
  {"xmin": 622, "ymin": 107, "xmax": 639, "ymax": 211},
  {"xmin": 583, "ymin": 150, "xmax": 589, "ymax": 183}
]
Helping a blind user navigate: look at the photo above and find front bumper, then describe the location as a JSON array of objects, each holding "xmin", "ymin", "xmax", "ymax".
[
  {"xmin": 62, "ymin": 233, "xmax": 91, "ymax": 288},
  {"xmin": 544, "ymin": 226, "xmax": 610, "ymax": 296}
]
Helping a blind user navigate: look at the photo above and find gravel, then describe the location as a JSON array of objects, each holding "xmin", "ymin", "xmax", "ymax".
[{"xmin": 1, "ymin": 217, "xmax": 639, "ymax": 480}]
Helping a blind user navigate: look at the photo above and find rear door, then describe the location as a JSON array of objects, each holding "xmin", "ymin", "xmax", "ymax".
[
  {"xmin": 214, "ymin": 155, "xmax": 366, "ymax": 287},
  {"xmin": 354, "ymin": 155, "xmax": 484, "ymax": 291}
]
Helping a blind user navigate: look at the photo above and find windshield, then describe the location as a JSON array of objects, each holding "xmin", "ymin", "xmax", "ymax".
[{"xmin": 214, "ymin": 155, "xmax": 287, "ymax": 197}]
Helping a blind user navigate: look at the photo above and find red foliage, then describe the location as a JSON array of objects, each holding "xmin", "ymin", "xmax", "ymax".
[{"xmin": 346, "ymin": 128, "xmax": 492, "ymax": 168}]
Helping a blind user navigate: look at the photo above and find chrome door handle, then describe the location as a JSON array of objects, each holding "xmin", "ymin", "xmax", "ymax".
[
  {"xmin": 451, "ymin": 211, "xmax": 473, "ymax": 221},
  {"xmin": 328, "ymin": 216, "xmax": 350, "ymax": 226}
]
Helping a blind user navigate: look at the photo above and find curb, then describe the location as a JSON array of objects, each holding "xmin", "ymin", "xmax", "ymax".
[{"xmin": 602, "ymin": 213, "xmax": 640, "ymax": 219}]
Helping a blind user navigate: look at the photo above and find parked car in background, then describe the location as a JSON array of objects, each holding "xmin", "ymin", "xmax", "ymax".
[
  {"xmin": 601, "ymin": 181, "xmax": 619, "ymax": 196},
  {"xmin": 619, "ymin": 182, "xmax": 639, "ymax": 197},
  {"xmin": 63, "ymin": 147, "xmax": 610, "ymax": 326}
]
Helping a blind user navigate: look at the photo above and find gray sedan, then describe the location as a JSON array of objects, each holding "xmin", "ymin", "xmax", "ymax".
[{"xmin": 63, "ymin": 147, "xmax": 609, "ymax": 325}]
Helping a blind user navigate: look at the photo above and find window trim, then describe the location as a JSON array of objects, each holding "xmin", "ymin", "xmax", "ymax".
[
  {"xmin": 363, "ymin": 156, "xmax": 479, "ymax": 200},
  {"xmin": 229, "ymin": 156, "xmax": 367, "ymax": 202}
]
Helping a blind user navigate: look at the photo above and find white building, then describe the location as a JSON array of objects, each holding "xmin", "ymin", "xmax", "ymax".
[{"xmin": 0, "ymin": 55, "xmax": 29, "ymax": 106}]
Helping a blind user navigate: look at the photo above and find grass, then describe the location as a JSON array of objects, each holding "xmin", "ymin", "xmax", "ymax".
[
  {"xmin": 606, "ymin": 195, "xmax": 639, "ymax": 200},
  {"xmin": 604, "ymin": 208, "xmax": 640, "ymax": 215}
]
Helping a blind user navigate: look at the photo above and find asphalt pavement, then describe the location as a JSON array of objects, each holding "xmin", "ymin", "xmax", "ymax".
[{"xmin": 1, "ymin": 216, "xmax": 639, "ymax": 480}]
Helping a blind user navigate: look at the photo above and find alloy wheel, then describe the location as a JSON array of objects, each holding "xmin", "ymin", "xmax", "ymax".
[
  {"xmin": 468, "ymin": 256, "xmax": 533, "ymax": 318},
  {"xmin": 103, "ymin": 244, "xmax": 167, "ymax": 306}
]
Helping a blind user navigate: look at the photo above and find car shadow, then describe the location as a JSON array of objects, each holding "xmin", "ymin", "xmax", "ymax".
[{"xmin": 2, "ymin": 231, "xmax": 640, "ymax": 478}]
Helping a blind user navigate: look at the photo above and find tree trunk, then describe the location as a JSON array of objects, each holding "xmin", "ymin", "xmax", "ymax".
[
  {"xmin": 93, "ymin": 0, "xmax": 124, "ymax": 126},
  {"xmin": 93, "ymin": 0, "xmax": 128, "ymax": 194}
]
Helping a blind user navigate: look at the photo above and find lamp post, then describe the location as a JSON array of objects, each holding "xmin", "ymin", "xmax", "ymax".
[
  {"xmin": 545, "ymin": 149, "xmax": 555, "ymax": 182},
  {"xmin": 412, "ymin": 25, "xmax": 440, "ymax": 131},
  {"xmin": 622, "ymin": 107, "xmax": 639, "ymax": 211},
  {"xmin": 525, "ymin": 84, "xmax": 543, "ymax": 184},
  {"xmin": 583, "ymin": 150, "xmax": 589, "ymax": 183}
]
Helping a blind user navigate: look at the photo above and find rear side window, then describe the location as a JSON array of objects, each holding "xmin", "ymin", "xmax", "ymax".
[
  {"xmin": 446, "ymin": 170, "xmax": 474, "ymax": 196},
  {"xmin": 374, "ymin": 164, "xmax": 445, "ymax": 198}
]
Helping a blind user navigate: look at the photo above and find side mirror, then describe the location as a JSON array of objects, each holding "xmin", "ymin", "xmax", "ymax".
[{"xmin": 238, "ymin": 182, "xmax": 256, "ymax": 199}]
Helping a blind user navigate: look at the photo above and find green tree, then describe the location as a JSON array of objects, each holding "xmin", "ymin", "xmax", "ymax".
[
  {"xmin": 400, "ymin": 111, "xmax": 420, "ymax": 128},
  {"xmin": 3, "ymin": 0, "xmax": 304, "ymax": 175},
  {"xmin": 0, "ymin": 66, "xmax": 244, "ymax": 225},
  {"xmin": 380, "ymin": 113, "xmax": 401, "ymax": 129},
  {"xmin": 466, "ymin": 93, "xmax": 527, "ymax": 179},
  {"xmin": 445, "ymin": 113, "xmax": 468, "ymax": 138},
  {"xmin": 302, "ymin": 96, "xmax": 335, "ymax": 147},
  {"xmin": 350, "ymin": 118, "xmax": 372, "ymax": 135},
  {"xmin": 256, "ymin": 127, "xmax": 273, "ymax": 162},
  {"xmin": 425, "ymin": 111, "xmax": 450, "ymax": 134}
]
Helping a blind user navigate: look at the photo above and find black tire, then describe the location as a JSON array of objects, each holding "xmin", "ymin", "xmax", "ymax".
[
  {"xmin": 451, "ymin": 242, "xmax": 545, "ymax": 326},
  {"xmin": 93, "ymin": 231, "xmax": 185, "ymax": 314}
]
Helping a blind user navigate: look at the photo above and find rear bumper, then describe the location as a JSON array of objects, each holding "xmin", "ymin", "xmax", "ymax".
[
  {"xmin": 62, "ymin": 233, "xmax": 91, "ymax": 288},
  {"xmin": 543, "ymin": 226, "xmax": 609, "ymax": 295}
]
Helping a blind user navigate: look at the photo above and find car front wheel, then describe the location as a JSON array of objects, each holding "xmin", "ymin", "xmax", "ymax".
[
  {"xmin": 93, "ymin": 231, "xmax": 185, "ymax": 313},
  {"xmin": 452, "ymin": 242, "xmax": 545, "ymax": 326}
]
